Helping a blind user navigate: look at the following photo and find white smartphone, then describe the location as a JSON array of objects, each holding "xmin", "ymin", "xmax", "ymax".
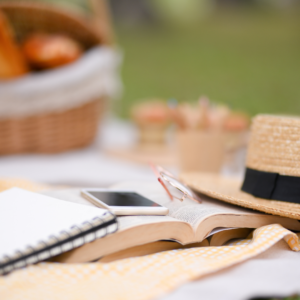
[{"xmin": 81, "ymin": 189, "xmax": 169, "ymax": 216}]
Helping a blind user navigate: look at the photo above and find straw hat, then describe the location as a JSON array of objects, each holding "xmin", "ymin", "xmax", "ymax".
[{"xmin": 180, "ymin": 114, "xmax": 300, "ymax": 220}]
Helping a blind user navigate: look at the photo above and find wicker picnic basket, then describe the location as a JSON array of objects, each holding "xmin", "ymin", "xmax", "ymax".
[{"xmin": 0, "ymin": 0, "xmax": 117, "ymax": 154}]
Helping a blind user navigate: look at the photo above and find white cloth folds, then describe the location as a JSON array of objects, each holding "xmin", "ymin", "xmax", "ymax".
[{"xmin": 0, "ymin": 46, "xmax": 122, "ymax": 119}]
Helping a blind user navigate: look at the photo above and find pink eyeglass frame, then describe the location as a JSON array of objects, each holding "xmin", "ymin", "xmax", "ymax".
[{"xmin": 150, "ymin": 163, "xmax": 201, "ymax": 203}]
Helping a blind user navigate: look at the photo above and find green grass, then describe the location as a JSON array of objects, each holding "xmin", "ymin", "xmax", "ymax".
[{"xmin": 114, "ymin": 9, "xmax": 300, "ymax": 118}]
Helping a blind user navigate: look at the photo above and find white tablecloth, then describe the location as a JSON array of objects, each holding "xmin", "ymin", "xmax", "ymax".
[
  {"xmin": 0, "ymin": 118, "xmax": 156, "ymax": 187},
  {"xmin": 162, "ymin": 239, "xmax": 300, "ymax": 300}
]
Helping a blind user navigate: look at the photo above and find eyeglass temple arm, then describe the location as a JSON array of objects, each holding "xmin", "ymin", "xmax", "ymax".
[
  {"xmin": 149, "ymin": 162, "xmax": 174, "ymax": 201},
  {"xmin": 158, "ymin": 178, "xmax": 173, "ymax": 200}
]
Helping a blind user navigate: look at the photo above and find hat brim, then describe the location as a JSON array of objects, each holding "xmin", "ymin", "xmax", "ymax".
[{"xmin": 180, "ymin": 172, "xmax": 300, "ymax": 220}]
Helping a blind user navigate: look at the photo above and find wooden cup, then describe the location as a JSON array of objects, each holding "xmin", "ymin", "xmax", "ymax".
[{"xmin": 177, "ymin": 130, "xmax": 226, "ymax": 173}]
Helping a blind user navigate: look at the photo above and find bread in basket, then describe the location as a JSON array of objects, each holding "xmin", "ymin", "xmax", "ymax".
[{"xmin": 0, "ymin": 0, "xmax": 121, "ymax": 154}]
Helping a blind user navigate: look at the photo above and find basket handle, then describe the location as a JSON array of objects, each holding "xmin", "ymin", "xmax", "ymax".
[{"xmin": 88, "ymin": 0, "xmax": 114, "ymax": 45}]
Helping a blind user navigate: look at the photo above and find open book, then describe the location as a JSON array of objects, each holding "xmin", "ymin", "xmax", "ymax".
[
  {"xmin": 98, "ymin": 228, "xmax": 254, "ymax": 263},
  {"xmin": 43, "ymin": 182, "xmax": 300, "ymax": 264}
]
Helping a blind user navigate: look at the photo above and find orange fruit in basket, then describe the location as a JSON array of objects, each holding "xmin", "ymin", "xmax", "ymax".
[{"xmin": 22, "ymin": 33, "xmax": 82, "ymax": 69}]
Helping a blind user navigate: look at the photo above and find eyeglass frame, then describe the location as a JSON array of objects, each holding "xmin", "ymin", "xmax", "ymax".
[{"xmin": 150, "ymin": 163, "xmax": 201, "ymax": 203}]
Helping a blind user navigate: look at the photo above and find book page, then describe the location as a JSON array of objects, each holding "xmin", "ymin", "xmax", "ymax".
[{"xmin": 111, "ymin": 181, "xmax": 256, "ymax": 230}]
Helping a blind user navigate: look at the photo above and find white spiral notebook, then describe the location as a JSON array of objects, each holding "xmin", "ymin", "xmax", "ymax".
[{"xmin": 0, "ymin": 188, "xmax": 118, "ymax": 275}]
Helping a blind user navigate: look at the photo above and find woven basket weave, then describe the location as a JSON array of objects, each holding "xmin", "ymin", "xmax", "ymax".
[
  {"xmin": 0, "ymin": 99, "xmax": 105, "ymax": 154},
  {"xmin": 0, "ymin": 1, "xmax": 113, "ymax": 154}
]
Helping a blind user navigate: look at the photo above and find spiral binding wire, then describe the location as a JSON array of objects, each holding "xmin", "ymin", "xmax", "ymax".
[{"xmin": 0, "ymin": 211, "xmax": 117, "ymax": 275}]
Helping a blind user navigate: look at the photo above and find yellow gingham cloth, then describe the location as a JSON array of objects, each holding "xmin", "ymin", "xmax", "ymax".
[{"xmin": 0, "ymin": 180, "xmax": 299, "ymax": 300}]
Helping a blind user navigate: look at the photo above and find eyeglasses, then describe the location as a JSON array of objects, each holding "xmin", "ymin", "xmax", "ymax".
[{"xmin": 150, "ymin": 163, "xmax": 202, "ymax": 203}]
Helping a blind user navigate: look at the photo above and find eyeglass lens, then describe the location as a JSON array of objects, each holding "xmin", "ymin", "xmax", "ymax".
[{"xmin": 161, "ymin": 173, "xmax": 192, "ymax": 200}]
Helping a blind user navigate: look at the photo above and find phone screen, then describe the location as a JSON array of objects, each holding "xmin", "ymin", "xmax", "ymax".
[{"xmin": 87, "ymin": 191, "xmax": 162, "ymax": 207}]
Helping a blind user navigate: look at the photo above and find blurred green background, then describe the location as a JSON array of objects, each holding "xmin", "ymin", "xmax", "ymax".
[
  {"xmin": 115, "ymin": 8, "xmax": 300, "ymax": 118},
  {"xmin": 7, "ymin": 0, "xmax": 300, "ymax": 119}
]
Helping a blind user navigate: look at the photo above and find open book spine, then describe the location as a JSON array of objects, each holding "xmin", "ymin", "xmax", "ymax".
[{"xmin": 0, "ymin": 211, "xmax": 117, "ymax": 275}]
